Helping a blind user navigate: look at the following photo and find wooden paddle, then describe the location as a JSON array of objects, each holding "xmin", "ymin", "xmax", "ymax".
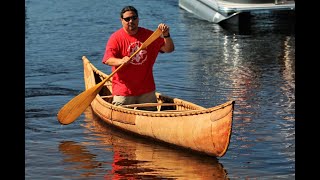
[{"xmin": 57, "ymin": 28, "xmax": 162, "ymax": 125}]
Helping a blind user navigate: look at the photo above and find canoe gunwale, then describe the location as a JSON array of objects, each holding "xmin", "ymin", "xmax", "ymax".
[{"xmin": 95, "ymin": 94, "xmax": 234, "ymax": 118}]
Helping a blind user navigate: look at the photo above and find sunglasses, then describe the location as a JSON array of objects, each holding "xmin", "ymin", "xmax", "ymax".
[{"xmin": 122, "ymin": 16, "xmax": 138, "ymax": 22}]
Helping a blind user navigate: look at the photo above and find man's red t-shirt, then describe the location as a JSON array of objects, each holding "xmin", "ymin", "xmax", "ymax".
[{"xmin": 102, "ymin": 27, "xmax": 164, "ymax": 96}]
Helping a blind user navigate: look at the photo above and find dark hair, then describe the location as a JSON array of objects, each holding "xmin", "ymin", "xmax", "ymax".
[{"xmin": 120, "ymin": 6, "xmax": 138, "ymax": 18}]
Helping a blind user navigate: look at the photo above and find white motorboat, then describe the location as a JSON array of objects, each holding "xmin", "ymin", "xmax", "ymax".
[{"xmin": 178, "ymin": 0, "xmax": 295, "ymax": 24}]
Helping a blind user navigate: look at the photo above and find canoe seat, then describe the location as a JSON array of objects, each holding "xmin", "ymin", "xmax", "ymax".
[{"xmin": 122, "ymin": 103, "xmax": 182, "ymax": 111}]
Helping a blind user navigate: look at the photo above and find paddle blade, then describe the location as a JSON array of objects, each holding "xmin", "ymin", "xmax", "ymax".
[{"xmin": 57, "ymin": 78, "xmax": 108, "ymax": 125}]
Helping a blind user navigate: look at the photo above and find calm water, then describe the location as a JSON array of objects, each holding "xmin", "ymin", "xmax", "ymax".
[{"xmin": 25, "ymin": 0, "xmax": 295, "ymax": 179}]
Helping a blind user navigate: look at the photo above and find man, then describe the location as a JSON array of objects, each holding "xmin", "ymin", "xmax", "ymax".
[{"xmin": 102, "ymin": 5, "xmax": 175, "ymax": 110}]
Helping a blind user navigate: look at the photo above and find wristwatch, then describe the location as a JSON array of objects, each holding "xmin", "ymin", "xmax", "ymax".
[{"xmin": 163, "ymin": 33, "xmax": 170, "ymax": 38}]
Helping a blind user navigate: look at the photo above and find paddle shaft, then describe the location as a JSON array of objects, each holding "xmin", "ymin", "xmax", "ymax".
[{"xmin": 57, "ymin": 28, "xmax": 162, "ymax": 125}]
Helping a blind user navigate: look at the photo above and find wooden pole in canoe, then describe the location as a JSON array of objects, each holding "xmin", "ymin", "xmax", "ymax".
[{"xmin": 57, "ymin": 28, "xmax": 163, "ymax": 125}]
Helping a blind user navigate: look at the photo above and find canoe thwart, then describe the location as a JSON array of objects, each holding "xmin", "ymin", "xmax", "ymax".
[
  {"xmin": 122, "ymin": 103, "xmax": 182, "ymax": 108},
  {"xmin": 101, "ymin": 95, "xmax": 113, "ymax": 99}
]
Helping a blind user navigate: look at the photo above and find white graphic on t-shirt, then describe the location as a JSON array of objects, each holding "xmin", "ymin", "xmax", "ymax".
[{"xmin": 127, "ymin": 41, "xmax": 147, "ymax": 65}]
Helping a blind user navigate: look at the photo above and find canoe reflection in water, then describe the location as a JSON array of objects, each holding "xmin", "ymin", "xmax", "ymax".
[{"xmin": 59, "ymin": 107, "xmax": 229, "ymax": 179}]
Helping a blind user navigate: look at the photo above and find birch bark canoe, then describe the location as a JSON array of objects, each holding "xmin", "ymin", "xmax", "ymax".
[{"xmin": 82, "ymin": 56, "xmax": 235, "ymax": 157}]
